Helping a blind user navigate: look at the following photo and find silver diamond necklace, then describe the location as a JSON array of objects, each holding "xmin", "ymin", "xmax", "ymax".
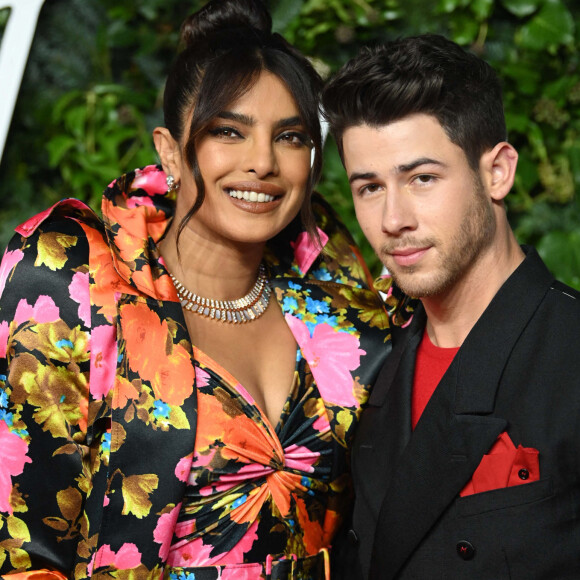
[{"xmin": 170, "ymin": 264, "xmax": 271, "ymax": 324}]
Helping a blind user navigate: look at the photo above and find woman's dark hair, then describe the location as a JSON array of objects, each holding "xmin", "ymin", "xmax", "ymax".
[
  {"xmin": 322, "ymin": 34, "xmax": 507, "ymax": 171},
  {"xmin": 163, "ymin": 0, "xmax": 323, "ymax": 243}
]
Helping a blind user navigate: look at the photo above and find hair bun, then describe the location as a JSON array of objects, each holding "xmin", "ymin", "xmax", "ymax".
[{"xmin": 181, "ymin": 0, "xmax": 272, "ymax": 48}]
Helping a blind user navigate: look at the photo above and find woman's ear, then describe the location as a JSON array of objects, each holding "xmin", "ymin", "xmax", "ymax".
[
  {"xmin": 153, "ymin": 127, "xmax": 182, "ymax": 181},
  {"xmin": 480, "ymin": 142, "xmax": 518, "ymax": 202}
]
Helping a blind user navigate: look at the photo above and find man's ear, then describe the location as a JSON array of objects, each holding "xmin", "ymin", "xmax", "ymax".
[
  {"xmin": 153, "ymin": 127, "xmax": 182, "ymax": 181},
  {"xmin": 480, "ymin": 142, "xmax": 518, "ymax": 201}
]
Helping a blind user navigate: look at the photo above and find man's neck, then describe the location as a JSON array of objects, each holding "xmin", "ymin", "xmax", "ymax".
[{"xmin": 422, "ymin": 234, "xmax": 524, "ymax": 348}]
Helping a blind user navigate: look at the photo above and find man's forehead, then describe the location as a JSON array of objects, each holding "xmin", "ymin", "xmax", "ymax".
[{"xmin": 342, "ymin": 116, "xmax": 461, "ymax": 174}]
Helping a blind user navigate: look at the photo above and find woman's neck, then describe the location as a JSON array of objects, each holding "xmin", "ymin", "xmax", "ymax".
[{"xmin": 159, "ymin": 223, "xmax": 266, "ymax": 302}]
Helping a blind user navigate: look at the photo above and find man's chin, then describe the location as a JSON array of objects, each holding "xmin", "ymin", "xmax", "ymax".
[{"xmin": 388, "ymin": 270, "xmax": 450, "ymax": 299}]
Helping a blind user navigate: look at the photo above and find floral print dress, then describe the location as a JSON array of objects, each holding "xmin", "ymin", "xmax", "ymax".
[
  {"xmin": 166, "ymin": 347, "xmax": 337, "ymax": 579},
  {"xmin": 0, "ymin": 166, "xmax": 410, "ymax": 579}
]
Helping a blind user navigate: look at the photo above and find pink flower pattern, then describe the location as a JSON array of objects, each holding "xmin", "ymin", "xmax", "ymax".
[
  {"xmin": 89, "ymin": 543, "xmax": 142, "ymax": 574},
  {"xmin": 285, "ymin": 314, "xmax": 366, "ymax": 407},
  {"xmin": 0, "ymin": 321, "xmax": 9, "ymax": 359},
  {"xmin": 0, "ymin": 422, "xmax": 32, "ymax": 513},
  {"xmin": 0, "ymin": 249, "xmax": 23, "ymax": 298},
  {"xmin": 153, "ymin": 503, "xmax": 182, "ymax": 561},
  {"xmin": 290, "ymin": 229, "xmax": 329, "ymax": 274},
  {"xmin": 69, "ymin": 271, "xmax": 91, "ymax": 326},
  {"xmin": 89, "ymin": 324, "xmax": 118, "ymax": 399},
  {"xmin": 14, "ymin": 296, "xmax": 60, "ymax": 326}
]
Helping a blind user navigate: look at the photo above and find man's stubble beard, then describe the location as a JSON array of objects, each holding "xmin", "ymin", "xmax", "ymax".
[{"xmin": 378, "ymin": 175, "xmax": 496, "ymax": 298}]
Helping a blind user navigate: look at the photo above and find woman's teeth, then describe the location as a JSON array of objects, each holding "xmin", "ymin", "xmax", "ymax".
[{"xmin": 228, "ymin": 190, "xmax": 275, "ymax": 203}]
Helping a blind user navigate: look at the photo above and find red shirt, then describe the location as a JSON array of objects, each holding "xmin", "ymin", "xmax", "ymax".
[{"xmin": 412, "ymin": 330, "xmax": 459, "ymax": 429}]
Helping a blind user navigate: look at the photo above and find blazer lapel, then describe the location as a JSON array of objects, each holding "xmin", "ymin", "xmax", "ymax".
[
  {"xmin": 369, "ymin": 371, "xmax": 507, "ymax": 579},
  {"xmin": 350, "ymin": 314, "xmax": 422, "ymax": 579},
  {"xmin": 369, "ymin": 247, "xmax": 554, "ymax": 579},
  {"xmin": 92, "ymin": 295, "xmax": 198, "ymax": 574}
]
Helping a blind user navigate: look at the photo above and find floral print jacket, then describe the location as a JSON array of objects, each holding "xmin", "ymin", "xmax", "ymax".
[{"xmin": 0, "ymin": 165, "xmax": 405, "ymax": 578}]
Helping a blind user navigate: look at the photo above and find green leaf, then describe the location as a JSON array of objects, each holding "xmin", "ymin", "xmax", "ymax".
[
  {"xmin": 272, "ymin": 0, "xmax": 305, "ymax": 32},
  {"xmin": 543, "ymin": 75, "xmax": 579, "ymax": 102},
  {"xmin": 516, "ymin": 0, "xmax": 575, "ymax": 53},
  {"xmin": 438, "ymin": 0, "xmax": 462, "ymax": 14},
  {"xmin": 501, "ymin": 0, "xmax": 541, "ymax": 18},
  {"xmin": 501, "ymin": 63, "xmax": 541, "ymax": 95},
  {"xmin": 567, "ymin": 143, "xmax": 580, "ymax": 187},
  {"xmin": 450, "ymin": 15, "xmax": 480, "ymax": 44},
  {"xmin": 537, "ymin": 230, "xmax": 580, "ymax": 290},
  {"xmin": 513, "ymin": 149, "xmax": 540, "ymax": 192},
  {"xmin": 63, "ymin": 106, "xmax": 88, "ymax": 139},
  {"xmin": 46, "ymin": 136, "xmax": 77, "ymax": 167},
  {"xmin": 505, "ymin": 111, "xmax": 534, "ymax": 134},
  {"xmin": 471, "ymin": 0, "xmax": 494, "ymax": 20}
]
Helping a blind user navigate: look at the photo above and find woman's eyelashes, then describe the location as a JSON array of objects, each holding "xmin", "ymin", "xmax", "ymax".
[
  {"xmin": 276, "ymin": 131, "xmax": 311, "ymax": 147},
  {"xmin": 206, "ymin": 125, "xmax": 310, "ymax": 148},
  {"xmin": 207, "ymin": 125, "xmax": 242, "ymax": 139}
]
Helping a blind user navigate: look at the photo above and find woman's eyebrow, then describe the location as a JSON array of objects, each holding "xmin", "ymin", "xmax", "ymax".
[
  {"xmin": 216, "ymin": 112, "xmax": 303, "ymax": 130},
  {"xmin": 275, "ymin": 116, "xmax": 302, "ymax": 129},
  {"xmin": 217, "ymin": 111, "xmax": 254, "ymax": 125}
]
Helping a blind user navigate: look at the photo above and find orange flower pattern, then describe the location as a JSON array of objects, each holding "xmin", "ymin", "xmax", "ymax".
[
  {"xmin": 0, "ymin": 166, "xmax": 411, "ymax": 578},
  {"xmin": 165, "ymin": 346, "xmax": 350, "ymax": 576}
]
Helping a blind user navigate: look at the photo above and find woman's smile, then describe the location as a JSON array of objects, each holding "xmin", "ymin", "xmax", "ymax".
[
  {"xmin": 225, "ymin": 180, "xmax": 285, "ymax": 213},
  {"xmin": 172, "ymin": 71, "xmax": 312, "ymax": 246}
]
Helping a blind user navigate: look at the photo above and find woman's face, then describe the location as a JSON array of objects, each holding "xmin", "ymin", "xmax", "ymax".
[{"xmin": 174, "ymin": 71, "xmax": 312, "ymax": 248}]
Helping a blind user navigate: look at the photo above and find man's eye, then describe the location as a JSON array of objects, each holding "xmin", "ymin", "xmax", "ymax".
[{"xmin": 358, "ymin": 183, "xmax": 382, "ymax": 196}]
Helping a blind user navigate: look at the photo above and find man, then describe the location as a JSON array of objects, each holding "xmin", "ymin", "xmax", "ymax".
[{"xmin": 322, "ymin": 34, "xmax": 580, "ymax": 579}]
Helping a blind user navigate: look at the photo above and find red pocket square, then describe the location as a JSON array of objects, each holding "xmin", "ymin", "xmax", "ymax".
[{"xmin": 460, "ymin": 432, "xmax": 539, "ymax": 497}]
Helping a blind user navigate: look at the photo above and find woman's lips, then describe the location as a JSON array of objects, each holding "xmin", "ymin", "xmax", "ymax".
[
  {"xmin": 228, "ymin": 189, "xmax": 276, "ymax": 203},
  {"xmin": 389, "ymin": 246, "xmax": 430, "ymax": 267},
  {"xmin": 224, "ymin": 181, "xmax": 285, "ymax": 213}
]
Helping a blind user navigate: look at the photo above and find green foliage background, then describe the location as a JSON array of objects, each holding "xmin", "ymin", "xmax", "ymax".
[{"xmin": 0, "ymin": 0, "xmax": 579, "ymax": 286}]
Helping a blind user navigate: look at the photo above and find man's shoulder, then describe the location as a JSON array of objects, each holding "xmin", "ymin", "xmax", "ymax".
[
  {"xmin": 549, "ymin": 279, "xmax": 580, "ymax": 302},
  {"xmin": 542, "ymin": 279, "xmax": 580, "ymax": 320}
]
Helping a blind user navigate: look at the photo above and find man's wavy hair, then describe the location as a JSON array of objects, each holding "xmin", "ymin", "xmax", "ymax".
[{"xmin": 321, "ymin": 34, "xmax": 507, "ymax": 170}]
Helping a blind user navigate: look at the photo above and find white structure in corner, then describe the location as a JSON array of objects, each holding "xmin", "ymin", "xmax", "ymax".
[{"xmin": 0, "ymin": 0, "xmax": 46, "ymax": 162}]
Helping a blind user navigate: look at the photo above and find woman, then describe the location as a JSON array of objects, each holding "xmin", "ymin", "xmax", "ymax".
[{"xmin": 0, "ymin": 1, "xmax": 405, "ymax": 577}]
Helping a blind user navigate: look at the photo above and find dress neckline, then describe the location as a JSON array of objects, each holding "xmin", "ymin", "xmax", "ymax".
[{"xmin": 192, "ymin": 345, "xmax": 303, "ymax": 434}]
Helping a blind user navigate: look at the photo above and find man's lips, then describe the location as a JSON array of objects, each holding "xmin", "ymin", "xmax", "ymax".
[{"xmin": 388, "ymin": 246, "xmax": 430, "ymax": 267}]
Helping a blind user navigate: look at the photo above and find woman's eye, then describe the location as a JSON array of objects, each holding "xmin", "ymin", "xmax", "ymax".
[
  {"xmin": 208, "ymin": 126, "xmax": 241, "ymax": 139},
  {"xmin": 278, "ymin": 131, "xmax": 310, "ymax": 147}
]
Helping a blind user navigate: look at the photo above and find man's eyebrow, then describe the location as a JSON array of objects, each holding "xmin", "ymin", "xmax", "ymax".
[
  {"xmin": 348, "ymin": 158, "xmax": 447, "ymax": 184},
  {"xmin": 349, "ymin": 171, "xmax": 377, "ymax": 184},
  {"xmin": 396, "ymin": 157, "xmax": 446, "ymax": 173}
]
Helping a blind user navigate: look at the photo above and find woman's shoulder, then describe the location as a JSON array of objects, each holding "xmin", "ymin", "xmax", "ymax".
[
  {"xmin": 1, "ymin": 199, "xmax": 105, "ymax": 302},
  {"xmin": 14, "ymin": 198, "xmax": 102, "ymax": 241}
]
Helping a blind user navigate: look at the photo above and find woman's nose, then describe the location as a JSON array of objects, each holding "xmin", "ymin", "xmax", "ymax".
[{"xmin": 246, "ymin": 137, "xmax": 279, "ymax": 178}]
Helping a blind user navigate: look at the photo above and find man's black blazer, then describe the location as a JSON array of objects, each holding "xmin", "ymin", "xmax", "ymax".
[{"xmin": 340, "ymin": 247, "xmax": 580, "ymax": 579}]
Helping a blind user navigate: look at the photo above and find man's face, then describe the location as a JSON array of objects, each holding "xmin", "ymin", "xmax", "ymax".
[{"xmin": 343, "ymin": 114, "xmax": 496, "ymax": 298}]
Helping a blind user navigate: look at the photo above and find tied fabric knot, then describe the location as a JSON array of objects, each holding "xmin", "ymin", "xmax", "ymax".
[{"xmin": 460, "ymin": 432, "xmax": 540, "ymax": 497}]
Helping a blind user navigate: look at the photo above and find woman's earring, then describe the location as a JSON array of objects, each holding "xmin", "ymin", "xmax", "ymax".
[{"xmin": 166, "ymin": 174, "xmax": 180, "ymax": 193}]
